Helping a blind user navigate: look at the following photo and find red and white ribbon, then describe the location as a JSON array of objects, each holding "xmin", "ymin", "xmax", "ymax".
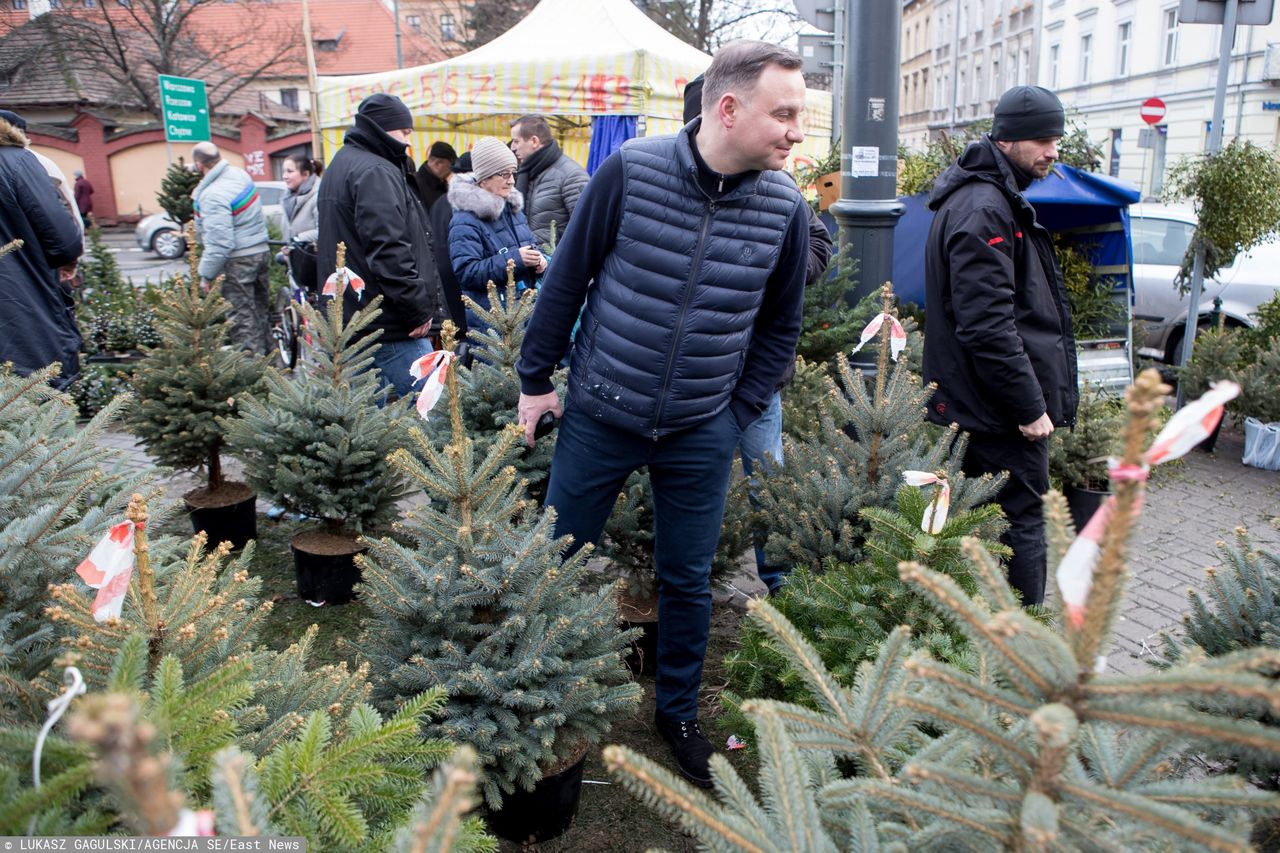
[
  {"xmin": 851, "ymin": 313, "xmax": 907, "ymax": 362},
  {"xmin": 1057, "ymin": 381, "xmax": 1240, "ymax": 630},
  {"xmin": 167, "ymin": 809, "xmax": 216, "ymax": 837},
  {"xmin": 75, "ymin": 521, "xmax": 136, "ymax": 623},
  {"xmin": 321, "ymin": 267, "xmax": 366, "ymax": 301},
  {"xmin": 902, "ymin": 471, "xmax": 950, "ymax": 534},
  {"xmin": 409, "ymin": 350, "xmax": 455, "ymax": 420}
]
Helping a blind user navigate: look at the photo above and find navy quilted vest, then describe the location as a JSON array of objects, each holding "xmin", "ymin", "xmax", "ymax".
[{"xmin": 568, "ymin": 129, "xmax": 801, "ymax": 437}]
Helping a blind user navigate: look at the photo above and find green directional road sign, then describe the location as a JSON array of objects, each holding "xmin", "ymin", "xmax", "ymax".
[{"xmin": 159, "ymin": 74, "xmax": 210, "ymax": 143}]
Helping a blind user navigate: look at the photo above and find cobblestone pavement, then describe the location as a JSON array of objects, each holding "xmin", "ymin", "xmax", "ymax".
[{"xmin": 97, "ymin": 424, "xmax": 1279, "ymax": 668}]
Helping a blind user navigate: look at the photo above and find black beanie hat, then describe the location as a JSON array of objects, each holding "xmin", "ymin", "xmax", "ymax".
[
  {"xmin": 991, "ymin": 86, "xmax": 1065, "ymax": 141},
  {"xmin": 453, "ymin": 151, "xmax": 472, "ymax": 174},
  {"xmin": 683, "ymin": 74, "xmax": 704, "ymax": 125},
  {"xmin": 358, "ymin": 93, "xmax": 413, "ymax": 133},
  {"xmin": 428, "ymin": 140, "xmax": 457, "ymax": 162}
]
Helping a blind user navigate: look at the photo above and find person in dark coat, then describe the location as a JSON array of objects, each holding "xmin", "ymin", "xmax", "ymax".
[
  {"xmin": 0, "ymin": 114, "xmax": 84, "ymax": 390},
  {"xmin": 415, "ymin": 140, "xmax": 456, "ymax": 212},
  {"xmin": 73, "ymin": 170, "xmax": 94, "ymax": 226},
  {"xmin": 515, "ymin": 41, "xmax": 810, "ymax": 790},
  {"xmin": 317, "ymin": 94, "xmax": 445, "ymax": 400},
  {"xmin": 923, "ymin": 85, "xmax": 1079, "ymax": 607},
  {"xmin": 429, "ymin": 152, "xmax": 471, "ymax": 338},
  {"xmin": 447, "ymin": 137, "xmax": 544, "ymax": 333}
]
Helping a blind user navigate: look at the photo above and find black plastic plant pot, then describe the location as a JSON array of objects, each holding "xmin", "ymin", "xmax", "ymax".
[
  {"xmin": 621, "ymin": 619, "xmax": 658, "ymax": 678},
  {"xmin": 1063, "ymin": 483, "xmax": 1109, "ymax": 533},
  {"xmin": 290, "ymin": 530, "xmax": 364, "ymax": 605},
  {"xmin": 184, "ymin": 484, "xmax": 256, "ymax": 550},
  {"xmin": 485, "ymin": 753, "xmax": 587, "ymax": 845}
]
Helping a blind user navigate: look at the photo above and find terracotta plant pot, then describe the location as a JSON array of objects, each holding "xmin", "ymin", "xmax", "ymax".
[
  {"xmin": 184, "ymin": 482, "xmax": 256, "ymax": 550},
  {"xmin": 1062, "ymin": 482, "xmax": 1109, "ymax": 532},
  {"xmin": 485, "ymin": 749, "xmax": 588, "ymax": 844},
  {"xmin": 290, "ymin": 529, "xmax": 364, "ymax": 605},
  {"xmin": 619, "ymin": 594, "xmax": 658, "ymax": 678}
]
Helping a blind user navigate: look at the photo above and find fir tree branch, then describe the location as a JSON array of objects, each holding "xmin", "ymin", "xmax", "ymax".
[{"xmin": 1058, "ymin": 778, "xmax": 1252, "ymax": 852}]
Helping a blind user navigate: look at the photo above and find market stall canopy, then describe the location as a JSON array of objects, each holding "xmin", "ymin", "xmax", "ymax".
[{"xmin": 314, "ymin": 0, "xmax": 831, "ymax": 169}]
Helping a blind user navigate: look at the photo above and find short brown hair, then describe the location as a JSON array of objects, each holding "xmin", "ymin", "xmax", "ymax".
[
  {"xmin": 701, "ymin": 40, "xmax": 803, "ymax": 116},
  {"xmin": 511, "ymin": 114, "xmax": 552, "ymax": 144}
]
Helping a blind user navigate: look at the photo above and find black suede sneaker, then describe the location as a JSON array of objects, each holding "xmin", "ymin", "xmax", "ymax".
[{"xmin": 654, "ymin": 711, "xmax": 715, "ymax": 789}]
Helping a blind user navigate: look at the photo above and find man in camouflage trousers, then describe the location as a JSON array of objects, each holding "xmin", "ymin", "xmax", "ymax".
[{"xmin": 192, "ymin": 141, "xmax": 271, "ymax": 354}]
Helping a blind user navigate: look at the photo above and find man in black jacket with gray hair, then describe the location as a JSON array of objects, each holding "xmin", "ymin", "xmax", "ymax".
[{"xmin": 923, "ymin": 84, "xmax": 1079, "ymax": 607}]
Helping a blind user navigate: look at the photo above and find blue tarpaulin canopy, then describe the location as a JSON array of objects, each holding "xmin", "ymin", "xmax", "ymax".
[{"xmin": 891, "ymin": 163, "xmax": 1142, "ymax": 309}]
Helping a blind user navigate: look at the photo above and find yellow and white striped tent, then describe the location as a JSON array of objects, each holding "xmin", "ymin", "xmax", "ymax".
[{"xmin": 314, "ymin": 0, "xmax": 832, "ymax": 174}]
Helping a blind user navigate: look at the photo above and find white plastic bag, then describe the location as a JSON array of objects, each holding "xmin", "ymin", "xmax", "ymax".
[{"xmin": 1242, "ymin": 417, "xmax": 1280, "ymax": 471}]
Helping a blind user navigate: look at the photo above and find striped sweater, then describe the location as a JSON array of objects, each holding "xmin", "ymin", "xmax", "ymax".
[{"xmin": 192, "ymin": 159, "xmax": 269, "ymax": 280}]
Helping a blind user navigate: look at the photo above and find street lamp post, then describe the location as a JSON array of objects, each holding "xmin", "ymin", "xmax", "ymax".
[{"xmin": 829, "ymin": 0, "xmax": 904, "ymax": 319}]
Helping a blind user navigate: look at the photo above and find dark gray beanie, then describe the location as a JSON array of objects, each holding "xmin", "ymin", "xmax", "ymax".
[
  {"xmin": 683, "ymin": 74, "xmax": 704, "ymax": 124},
  {"xmin": 991, "ymin": 86, "xmax": 1065, "ymax": 141},
  {"xmin": 0, "ymin": 108, "xmax": 27, "ymax": 130},
  {"xmin": 357, "ymin": 93, "xmax": 413, "ymax": 133}
]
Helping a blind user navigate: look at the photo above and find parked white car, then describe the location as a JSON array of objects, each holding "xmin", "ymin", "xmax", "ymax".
[
  {"xmin": 1131, "ymin": 203, "xmax": 1280, "ymax": 362},
  {"xmin": 134, "ymin": 180, "xmax": 287, "ymax": 259}
]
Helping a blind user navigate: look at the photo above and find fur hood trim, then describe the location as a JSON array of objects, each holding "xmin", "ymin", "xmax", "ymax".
[
  {"xmin": 0, "ymin": 119, "xmax": 29, "ymax": 149},
  {"xmin": 447, "ymin": 173, "xmax": 524, "ymax": 220}
]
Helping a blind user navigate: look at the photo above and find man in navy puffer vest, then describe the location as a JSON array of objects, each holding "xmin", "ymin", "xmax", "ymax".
[{"xmin": 515, "ymin": 41, "xmax": 810, "ymax": 789}]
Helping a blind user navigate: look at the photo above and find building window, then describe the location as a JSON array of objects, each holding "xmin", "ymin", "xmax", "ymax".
[
  {"xmin": 959, "ymin": 1, "xmax": 968, "ymax": 35},
  {"xmin": 280, "ymin": 88, "xmax": 299, "ymax": 110},
  {"xmin": 440, "ymin": 12, "xmax": 457, "ymax": 41},
  {"xmin": 974, "ymin": 0, "xmax": 984, "ymax": 32},
  {"xmin": 48, "ymin": 0, "xmax": 60, "ymax": 7},
  {"xmin": 1116, "ymin": 21, "xmax": 1131, "ymax": 78},
  {"xmin": 991, "ymin": 44, "xmax": 1001, "ymax": 91},
  {"xmin": 406, "ymin": 13, "xmax": 420, "ymax": 29},
  {"xmin": 973, "ymin": 63, "xmax": 982, "ymax": 101},
  {"xmin": 1049, "ymin": 43, "xmax": 1060, "ymax": 88},
  {"xmin": 1079, "ymin": 33, "xmax": 1092, "ymax": 83},
  {"xmin": 1109, "ymin": 128, "xmax": 1122, "ymax": 177},
  {"xmin": 1021, "ymin": 48, "xmax": 1030, "ymax": 84},
  {"xmin": 1162, "ymin": 7, "xmax": 1179, "ymax": 66},
  {"xmin": 1008, "ymin": 46, "xmax": 1019, "ymax": 87},
  {"xmin": 12, "ymin": 0, "xmax": 26, "ymax": 8}
]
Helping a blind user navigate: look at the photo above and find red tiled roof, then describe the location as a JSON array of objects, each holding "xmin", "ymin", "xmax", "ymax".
[{"xmin": 0, "ymin": 0, "xmax": 448, "ymax": 78}]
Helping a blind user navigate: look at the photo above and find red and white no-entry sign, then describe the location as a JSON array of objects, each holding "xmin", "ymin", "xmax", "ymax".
[{"xmin": 1140, "ymin": 97, "xmax": 1167, "ymax": 125}]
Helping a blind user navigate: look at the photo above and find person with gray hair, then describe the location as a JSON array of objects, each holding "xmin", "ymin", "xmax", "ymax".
[
  {"xmin": 515, "ymin": 39, "xmax": 810, "ymax": 789},
  {"xmin": 191, "ymin": 141, "xmax": 272, "ymax": 354}
]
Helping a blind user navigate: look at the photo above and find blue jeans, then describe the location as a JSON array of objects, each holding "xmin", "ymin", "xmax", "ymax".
[
  {"xmin": 545, "ymin": 403, "xmax": 741, "ymax": 721},
  {"xmin": 739, "ymin": 392, "xmax": 787, "ymax": 593},
  {"xmin": 371, "ymin": 337, "xmax": 435, "ymax": 402}
]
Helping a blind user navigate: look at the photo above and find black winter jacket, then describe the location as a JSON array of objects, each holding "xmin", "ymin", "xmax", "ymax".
[
  {"xmin": 317, "ymin": 114, "xmax": 444, "ymax": 342},
  {"xmin": 923, "ymin": 136, "xmax": 1078, "ymax": 435},
  {"xmin": 0, "ymin": 119, "xmax": 83, "ymax": 389}
]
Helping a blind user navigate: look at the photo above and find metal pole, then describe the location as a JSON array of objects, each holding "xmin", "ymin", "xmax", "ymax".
[
  {"xmin": 829, "ymin": 0, "xmax": 905, "ymax": 315},
  {"xmin": 393, "ymin": 0, "xmax": 403, "ymax": 69},
  {"xmin": 831, "ymin": 3, "xmax": 844, "ymax": 134},
  {"xmin": 302, "ymin": 0, "xmax": 325, "ymax": 161},
  {"xmin": 1177, "ymin": 0, "xmax": 1238, "ymax": 403}
]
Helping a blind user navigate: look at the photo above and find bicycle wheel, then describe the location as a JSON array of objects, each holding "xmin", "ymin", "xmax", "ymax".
[{"xmin": 274, "ymin": 304, "xmax": 300, "ymax": 369}]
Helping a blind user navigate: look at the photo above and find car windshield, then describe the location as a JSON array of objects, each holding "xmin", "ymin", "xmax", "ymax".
[
  {"xmin": 256, "ymin": 185, "xmax": 284, "ymax": 206},
  {"xmin": 1131, "ymin": 216, "xmax": 1195, "ymax": 266}
]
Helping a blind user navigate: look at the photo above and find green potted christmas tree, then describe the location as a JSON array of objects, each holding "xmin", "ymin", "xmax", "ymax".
[
  {"xmin": 1048, "ymin": 381, "xmax": 1125, "ymax": 530},
  {"xmin": 224, "ymin": 246, "xmax": 411, "ymax": 603},
  {"xmin": 355, "ymin": 364, "xmax": 641, "ymax": 844},
  {"xmin": 127, "ymin": 274, "xmax": 265, "ymax": 548}
]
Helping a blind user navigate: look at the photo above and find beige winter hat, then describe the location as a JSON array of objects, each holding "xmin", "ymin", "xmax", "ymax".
[{"xmin": 470, "ymin": 136, "xmax": 518, "ymax": 182}]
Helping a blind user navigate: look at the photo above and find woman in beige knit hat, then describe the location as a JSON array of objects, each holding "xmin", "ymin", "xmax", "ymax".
[{"xmin": 446, "ymin": 136, "xmax": 547, "ymax": 333}]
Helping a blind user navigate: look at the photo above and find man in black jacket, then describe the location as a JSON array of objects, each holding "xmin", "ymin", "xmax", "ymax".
[
  {"xmin": 415, "ymin": 140, "xmax": 456, "ymax": 211},
  {"xmin": 516, "ymin": 41, "xmax": 810, "ymax": 790},
  {"xmin": 923, "ymin": 85, "xmax": 1079, "ymax": 606},
  {"xmin": 0, "ymin": 113, "xmax": 83, "ymax": 390},
  {"xmin": 317, "ymin": 94, "xmax": 445, "ymax": 399}
]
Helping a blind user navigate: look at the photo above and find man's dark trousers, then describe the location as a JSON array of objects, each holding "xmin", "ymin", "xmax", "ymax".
[
  {"xmin": 962, "ymin": 432, "xmax": 1050, "ymax": 605},
  {"xmin": 545, "ymin": 403, "xmax": 741, "ymax": 721}
]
